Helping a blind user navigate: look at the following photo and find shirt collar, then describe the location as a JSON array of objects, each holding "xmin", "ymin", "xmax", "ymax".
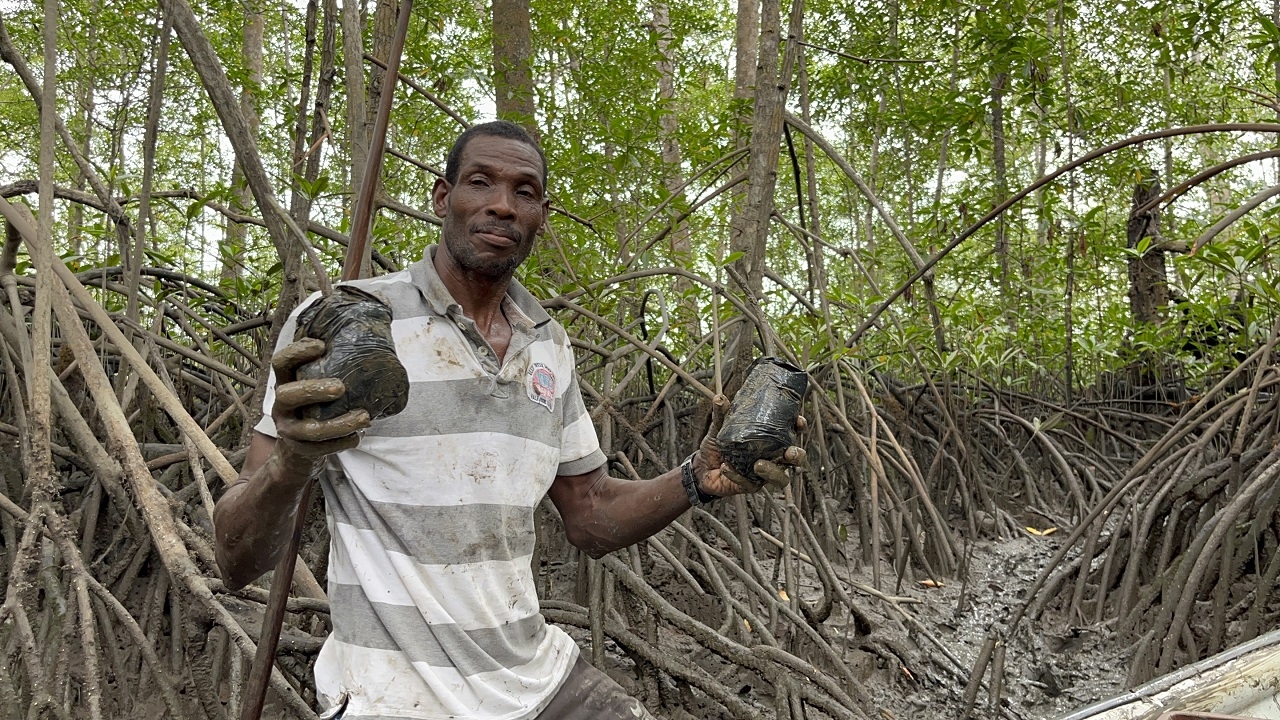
[{"xmin": 409, "ymin": 245, "xmax": 552, "ymax": 328}]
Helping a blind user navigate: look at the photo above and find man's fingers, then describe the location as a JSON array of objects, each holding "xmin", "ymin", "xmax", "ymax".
[
  {"xmin": 753, "ymin": 459, "xmax": 791, "ymax": 488},
  {"xmin": 707, "ymin": 394, "xmax": 730, "ymax": 437},
  {"xmin": 781, "ymin": 446, "xmax": 808, "ymax": 467},
  {"xmin": 284, "ymin": 433, "xmax": 361, "ymax": 459},
  {"xmin": 274, "ymin": 378, "xmax": 345, "ymax": 413},
  {"xmin": 718, "ymin": 462, "xmax": 758, "ymax": 491},
  {"xmin": 281, "ymin": 409, "xmax": 370, "ymax": 443},
  {"xmin": 271, "ymin": 338, "xmax": 326, "ymax": 382},
  {"xmin": 795, "ymin": 414, "xmax": 807, "ymax": 432}
]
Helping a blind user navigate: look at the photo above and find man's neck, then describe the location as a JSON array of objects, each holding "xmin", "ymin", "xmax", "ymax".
[{"xmin": 432, "ymin": 247, "xmax": 511, "ymax": 330}]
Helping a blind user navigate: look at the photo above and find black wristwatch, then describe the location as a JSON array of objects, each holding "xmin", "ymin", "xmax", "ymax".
[{"xmin": 681, "ymin": 453, "xmax": 720, "ymax": 506}]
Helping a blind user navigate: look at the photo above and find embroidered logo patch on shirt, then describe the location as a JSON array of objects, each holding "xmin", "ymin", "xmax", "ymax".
[{"xmin": 527, "ymin": 362, "xmax": 556, "ymax": 412}]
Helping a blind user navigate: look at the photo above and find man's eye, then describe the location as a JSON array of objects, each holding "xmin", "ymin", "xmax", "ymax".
[{"xmin": 470, "ymin": 177, "xmax": 489, "ymax": 187}]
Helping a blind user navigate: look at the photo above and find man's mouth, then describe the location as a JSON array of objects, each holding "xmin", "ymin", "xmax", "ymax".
[{"xmin": 474, "ymin": 227, "xmax": 518, "ymax": 247}]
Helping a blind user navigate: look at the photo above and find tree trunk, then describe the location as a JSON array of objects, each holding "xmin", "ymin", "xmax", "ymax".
[
  {"xmin": 128, "ymin": 13, "xmax": 171, "ymax": 324},
  {"xmin": 162, "ymin": 0, "xmax": 299, "ymax": 269},
  {"xmin": 732, "ymin": 0, "xmax": 759, "ymax": 103},
  {"xmin": 104, "ymin": 77, "xmax": 137, "ymax": 279},
  {"xmin": 1197, "ymin": 141, "xmax": 1232, "ymax": 219},
  {"xmin": 991, "ymin": 69, "xmax": 1010, "ymax": 293},
  {"xmin": 724, "ymin": 0, "xmax": 758, "ymax": 266},
  {"xmin": 1127, "ymin": 173, "xmax": 1168, "ymax": 327},
  {"xmin": 68, "ymin": 0, "xmax": 98, "ymax": 257},
  {"xmin": 366, "ymin": 0, "xmax": 397, "ymax": 139},
  {"xmin": 887, "ymin": 0, "xmax": 914, "ymax": 232},
  {"xmin": 493, "ymin": 0, "xmax": 537, "ymax": 136},
  {"xmin": 652, "ymin": 0, "xmax": 697, "ymax": 335},
  {"xmin": 727, "ymin": 0, "xmax": 802, "ymax": 390},
  {"xmin": 1064, "ymin": 222, "xmax": 1075, "ymax": 404},
  {"xmin": 1058, "ymin": 0, "xmax": 1077, "ymax": 401},
  {"xmin": 244, "ymin": 0, "xmax": 338, "ymax": 443},
  {"xmin": 799, "ymin": 47, "xmax": 819, "ymax": 302},
  {"xmin": 29, "ymin": 0, "xmax": 59, "ymax": 504},
  {"xmin": 354, "ymin": 0, "xmax": 398, "ymax": 278},
  {"xmin": 1035, "ymin": 6, "xmax": 1053, "ymax": 247},
  {"xmin": 653, "ymin": 0, "xmax": 686, "ymax": 259},
  {"xmin": 605, "ymin": 127, "xmax": 625, "ymax": 260},
  {"xmin": 342, "ymin": 0, "xmax": 368, "ymax": 214},
  {"xmin": 863, "ymin": 93, "xmax": 885, "ymax": 263},
  {"xmin": 733, "ymin": 0, "xmax": 803, "ymax": 297},
  {"xmin": 220, "ymin": 0, "xmax": 265, "ymax": 285}
]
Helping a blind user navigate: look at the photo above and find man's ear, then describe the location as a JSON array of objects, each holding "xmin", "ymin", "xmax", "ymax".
[
  {"xmin": 536, "ymin": 198, "xmax": 550, "ymax": 236},
  {"xmin": 431, "ymin": 178, "xmax": 450, "ymax": 217}
]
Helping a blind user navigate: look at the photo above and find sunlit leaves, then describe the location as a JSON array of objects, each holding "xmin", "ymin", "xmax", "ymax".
[{"xmin": 0, "ymin": 0, "xmax": 1277, "ymax": 394}]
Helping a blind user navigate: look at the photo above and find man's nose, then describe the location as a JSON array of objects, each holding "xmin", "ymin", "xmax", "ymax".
[{"xmin": 486, "ymin": 188, "xmax": 516, "ymax": 218}]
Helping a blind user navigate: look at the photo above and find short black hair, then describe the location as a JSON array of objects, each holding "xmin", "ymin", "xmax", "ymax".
[{"xmin": 444, "ymin": 120, "xmax": 547, "ymax": 189}]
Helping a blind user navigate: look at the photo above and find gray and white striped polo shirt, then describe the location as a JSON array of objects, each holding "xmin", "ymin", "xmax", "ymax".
[{"xmin": 256, "ymin": 245, "xmax": 605, "ymax": 719}]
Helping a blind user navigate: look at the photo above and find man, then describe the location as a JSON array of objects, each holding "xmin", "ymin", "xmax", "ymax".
[{"xmin": 214, "ymin": 120, "xmax": 805, "ymax": 720}]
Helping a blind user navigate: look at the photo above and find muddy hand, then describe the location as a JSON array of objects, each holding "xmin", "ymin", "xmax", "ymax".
[
  {"xmin": 270, "ymin": 338, "xmax": 370, "ymax": 461},
  {"xmin": 707, "ymin": 393, "xmax": 731, "ymax": 436},
  {"xmin": 692, "ymin": 395, "xmax": 737, "ymax": 498},
  {"xmin": 695, "ymin": 412, "xmax": 808, "ymax": 497},
  {"xmin": 747, "ymin": 442, "xmax": 808, "ymax": 489}
]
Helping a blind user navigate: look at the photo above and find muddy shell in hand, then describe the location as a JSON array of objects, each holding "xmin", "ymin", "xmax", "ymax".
[
  {"xmin": 292, "ymin": 286, "xmax": 410, "ymax": 422},
  {"xmin": 716, "ymin": 357, "xmax": 808, "ymax": 485}
]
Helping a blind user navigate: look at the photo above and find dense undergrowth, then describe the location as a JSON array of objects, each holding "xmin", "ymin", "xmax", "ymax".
[{"xmin": 4, "ymin": 0, "xmax": 1280, "ymax": 717}]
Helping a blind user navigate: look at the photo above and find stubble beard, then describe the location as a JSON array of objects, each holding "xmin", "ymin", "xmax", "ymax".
[{"xmin": 443, "ymin": 223, "xmax": 536, "ymax": 279}]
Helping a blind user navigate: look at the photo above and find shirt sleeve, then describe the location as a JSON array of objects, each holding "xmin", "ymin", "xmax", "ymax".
[
  {"xmin": 557, "ymin": 362, "xmax": 606, "ymax": 477},
  {"xmin": 253, "ymin": 292, "xmax": 322, "ymax": 438}
]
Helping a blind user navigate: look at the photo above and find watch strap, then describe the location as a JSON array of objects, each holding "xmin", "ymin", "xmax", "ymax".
[{"xmin": 681, "ymin": 454, "xmax": 719, "ymax": 506}]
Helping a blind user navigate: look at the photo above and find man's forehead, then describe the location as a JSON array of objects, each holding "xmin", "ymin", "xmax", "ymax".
[{"xmin": 458, "ymin": 137, "xmax": 543, "ymax": 178}]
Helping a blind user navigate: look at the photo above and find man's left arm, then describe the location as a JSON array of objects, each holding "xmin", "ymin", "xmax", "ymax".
[
  {"xmin": 544, "ymin": 339, "xmax": 804, "ymax": 557},
  {"xmin": 548, "ymin": 416, "xmax": 807, "ymax": 558},
  {"xmin": 548, "ymin": 463, "xmax": 688, "ymax": 559}
]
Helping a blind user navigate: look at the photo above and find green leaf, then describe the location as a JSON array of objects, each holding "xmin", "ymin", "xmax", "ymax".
[
  {"xmin": 1038, "ymin": 412, "xmax": 1065, "ymax": 433},
  {"xmin": 145, "ymin": 249, "xmax": 176, "ymax": 266},
  {"xmin": 186, "ymin": 198, "xmax": 211, "ymax": 220}
]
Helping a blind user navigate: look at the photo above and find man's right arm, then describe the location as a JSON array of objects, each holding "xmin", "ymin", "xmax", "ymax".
[
  {"xmin": 214, "ymin": 432, "xmax": 313, "ymax": 589},
  {"xmin": 213, "ymin": 338, "xmax": 370, "ymax": 591}
]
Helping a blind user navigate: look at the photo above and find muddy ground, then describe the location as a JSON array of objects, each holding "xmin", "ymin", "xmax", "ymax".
[
  {"xmin": 550, "ymin": 505, "xmax": 1131, "ymax": 720},
  {"xmin": 877, "ymin": 533, "xmax": 1128, "ymax": 720}
]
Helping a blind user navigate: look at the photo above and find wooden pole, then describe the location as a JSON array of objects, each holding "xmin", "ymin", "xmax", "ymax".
[
  {"xmin": 240, "ymin": 1, "xmax": 414, "ymax": 717},
  {"xmin": 343, "ymin": 0, "xmax": 413, "ymax": 282},
  {"xmin": 238, "ymin": 483, "xmax": 313, "ymax": 720}
]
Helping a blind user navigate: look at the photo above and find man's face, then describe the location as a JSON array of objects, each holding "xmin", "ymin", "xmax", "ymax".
[{"xmin": 432, "ymin": 135, "xmax": 548, "ymax": 278}]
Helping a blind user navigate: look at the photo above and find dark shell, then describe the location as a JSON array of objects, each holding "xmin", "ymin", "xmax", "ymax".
[
  {"xmin": 293, "ymin": 286, "xmax": 410, "ymax": 422},
  {"xmin": 716, "ymin": 357, "xmax": 808, "ymax": 484}
]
